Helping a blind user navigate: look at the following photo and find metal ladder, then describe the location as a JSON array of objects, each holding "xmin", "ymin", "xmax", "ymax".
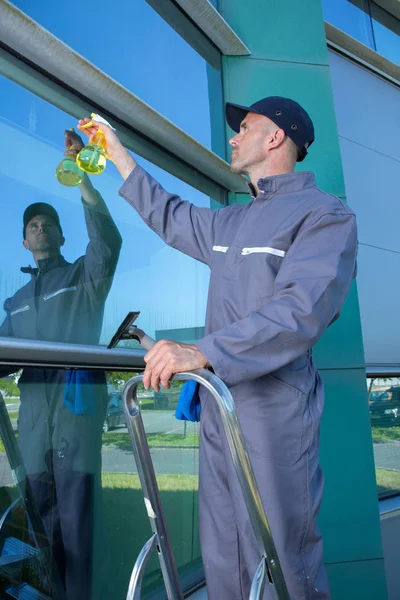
[
  {"xmin": 116, "ymin": 315, "xmax": 290, "ymax": 600},
  {"xmin": 0, "ymin": 392, "xmax": 66, "ymax": 600}
]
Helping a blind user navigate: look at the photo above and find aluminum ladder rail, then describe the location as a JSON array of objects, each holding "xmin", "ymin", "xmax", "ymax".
[{"xmin": 122, "ymin": 370, "xmax": 290, "ymax": 600}]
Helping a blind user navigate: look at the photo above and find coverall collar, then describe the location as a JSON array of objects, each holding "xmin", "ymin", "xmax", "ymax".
[
  {"xmin": 248, "ymin": 171, "xmax": 316, "ymax": 198},
  {"xmin": 21, "ymin": 255, "xmax": 68, "ymax": 277}
]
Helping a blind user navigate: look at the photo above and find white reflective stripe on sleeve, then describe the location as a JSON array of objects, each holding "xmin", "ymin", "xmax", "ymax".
[
  {"xmin": 10, "ymin": 305, "xmax": 30, "ymax": 316},
  {"xmin": 241, "ymin": 247, "xmax": 286, "ymax": 257},
  {"xmin": 212, "ymin": 245, "xmax": 229, "ymax": 253},
  {"xmin": 43, "ymin": 286, "xmax": 78, "ymax": 301}
]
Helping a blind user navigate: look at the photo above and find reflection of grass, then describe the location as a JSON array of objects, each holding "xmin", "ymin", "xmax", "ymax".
[
  {"xmin": 0, "ymin": 430, "xmax": 199, "ymax": 454},
  {"xmin": 138, "ymin": 398, "xmax": 155, "ymax": 410},
  {"xmin": 102, "ymin": 432, "xmax": 199, "ymax": 450},
  {"xmin": 0, "ymin": 432, "xmax": 18, "ymax": 454},
  {"xmin": 102, "ymin": 472, "xmax": 199, "ymax": 599},
  {"xmin": 372, "ymin": 426, "xmax": 400, "ymax": 444},
  {"xmin": 376, "ymin": 468, "xmax": 400, "ymax": 495},
  {"xmin": 7, "ymin": 411, "xmax": 18, "ymax": 421},
  {"xmin": 102, "ymin": 472, "xmax": 198, "ymax": 491}
]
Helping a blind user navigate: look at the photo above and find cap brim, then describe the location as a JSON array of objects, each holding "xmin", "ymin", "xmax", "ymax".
[{"xmin": 225, "ymin": 102, "xmax": 253, "ymax": 133}]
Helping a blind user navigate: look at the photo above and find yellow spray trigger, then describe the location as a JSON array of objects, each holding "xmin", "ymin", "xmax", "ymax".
[
  {"xmin": 80, "ymin": 120, "xmax": 94, "ymax": 130},
  {"xmin": 79, "ymin": 115, "xmax": 113, "ymax": 160}
]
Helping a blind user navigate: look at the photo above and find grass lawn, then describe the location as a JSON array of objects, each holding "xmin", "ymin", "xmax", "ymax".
[
  {"xmin": 101, "ymin": 472, "xmax": 199, "ymax": 599},
  {"xmin": 137, "ymin": 397, "xmax": 155, "ymax": 410},
  {"xmin": 376, "ymin": 468, "xmax": 400, "ymax": 495},
  {"xmin": 371, "ymin": 426, "xmax": 400, "ymax": 444},
  {"xmin": 102, "ymin": 432, "xmax": 199, "ymax": 450},
  {"xmin": 102, "ymin": 471, "xmax": 198, "ymax": 491}
]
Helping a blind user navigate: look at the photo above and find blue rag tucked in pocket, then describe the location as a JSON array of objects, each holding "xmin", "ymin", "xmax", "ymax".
[
  {"xmin": 64, "ymin": 370, "xmax": 97, "ymax": 416},
  {"xmin": 175, "ymin": 380, "xmax": 201, "ymax": 422}
]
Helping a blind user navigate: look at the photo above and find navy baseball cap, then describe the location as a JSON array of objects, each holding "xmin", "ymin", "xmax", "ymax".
[
  {"xmin": 226, "ymin": 96, "xmax": 315, "ymax": 162},
  {"xmin": 23, "ymin": 203, "xmax": 62, "ymax": 238}
]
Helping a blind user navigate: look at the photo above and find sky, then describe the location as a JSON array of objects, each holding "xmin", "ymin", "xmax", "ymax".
[{"xmin": 0, "ymin": 0, "xmax": 220, "ymax": 343}]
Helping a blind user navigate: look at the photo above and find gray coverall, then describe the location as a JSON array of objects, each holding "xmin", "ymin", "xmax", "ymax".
[
  {"xmin": 119, "ymin": 166, "xmax": 357, "ymax": 600},
  {"xmin": 0, "ymin": 192, "xmax": 122, "ymax": 600}
]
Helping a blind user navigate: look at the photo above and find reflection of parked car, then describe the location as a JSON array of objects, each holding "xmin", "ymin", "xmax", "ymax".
[
  {"xmin": 369, "ymin": 387, "xmax": 400, "ymax": 426},
  {"xmin": 369, "ymin": 391, "xmax": 382, "ymax": 403},
  {"xmin": 103, "ymin": 393, "xmax": 125, "ymax": 433}
]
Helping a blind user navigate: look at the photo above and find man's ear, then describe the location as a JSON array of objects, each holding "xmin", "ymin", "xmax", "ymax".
[
  {"xmin": 60, "ymin": 236, "xmax": 65, "ymax": 248},
  {"xmin": 22, "ymin": 239, "xmax": 30, "ymax": 251},
  {"xmin": 269, "ymin": 128, "xmax": 285, "ymax": 151}
]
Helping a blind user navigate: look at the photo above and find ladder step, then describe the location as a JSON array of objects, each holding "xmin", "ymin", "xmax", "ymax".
[
  {"xmin": 6, "ymin": 583, "xmax": 51, "ymax": 600},
  {"xmin": 0, "ymin": 552, "xmax": 31, "ymax": 567},
  {"xmin": 2, "ymin": 537, "xmax": 38, "ymax": 559}
]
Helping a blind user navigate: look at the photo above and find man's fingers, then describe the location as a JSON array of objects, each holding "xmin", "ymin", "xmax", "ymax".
[
  {"xmin": 144, "ymin": 340, "xmax": 168, "ymax": 364},
  {"xmin": 142, "ymin": 366, "xmax": 152, "ymax": 391},
  {"xmin": 159, "ymin": 365, "xmax": 174, "ymax": 389},
  {"xmin": 143, "ymin": 355, "xmax": 168, "ymax": 391},
  {"xmin": 77, "ymin": 118, "xmax": 98, "ymax": 139},
  {"xmin": 150, "ymin": 368, "xmax": 163, "ymax": 393}
]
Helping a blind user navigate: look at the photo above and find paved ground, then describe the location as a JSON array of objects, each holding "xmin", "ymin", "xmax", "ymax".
[
  {"xmin": 102, "ymin": 445, "xmax": 199, "ymax": 475},
  {"xmin": 373, "ymin": 441, "xmax": 400, "ymax": 472},
  {"xmin": 0, "ymin": 411, "xmax": 199, "ymax": 486},
  {"xmin": 0, "ymin": 406, "xmax": 399, "ymax": 487}
]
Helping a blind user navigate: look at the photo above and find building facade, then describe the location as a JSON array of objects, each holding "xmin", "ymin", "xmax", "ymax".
[{"xmin": 0, "ymin": 0, "xmax": 398, "ymax": 598}]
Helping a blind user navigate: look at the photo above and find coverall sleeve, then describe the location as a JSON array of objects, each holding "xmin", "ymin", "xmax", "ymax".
[
  {"xmin": 82, "ymin": 190, "xmax": 122, "ymax": 298},
  {"xmin": 118, "ymin": 165, "xmax": 216, "ymax": 266},
  {"xmin": 196, "ymin": 211, "xmax": 357, "ymax": 387},
  {"xmin": 0, "ymin": 299, "xmax": 19, "ymax": 378}
]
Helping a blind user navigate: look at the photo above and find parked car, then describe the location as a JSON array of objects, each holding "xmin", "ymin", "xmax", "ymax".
[
  {"xmin": 103, "ymin": 393, "xmax": 125, "ymax": 433},
  {"xmin": 369, "ymin": 387, "xmax": 400, "ymax": 426}
]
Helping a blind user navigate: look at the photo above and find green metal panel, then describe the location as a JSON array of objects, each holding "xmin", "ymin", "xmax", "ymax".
[
  {"xmin": 218, "ymin": 0, "xmax": 329, "ymax": 65},
  {"xmin": 319, "ymin": 368, "xmax": 383, "ymax": 563},
  {"xmin": 216, "ymin": 0, "xmax": 387, "ymax": 597},
  {"xmin": 313, "ymin": 282, "xmax": 366, "ymax": 371},
  {"xmin": 326, "ymin": 559, "xmax": 388, "ymax": 600},
  {"xmin": 222, "ymin": 57, "xmax": 346, "ymax": 197}
]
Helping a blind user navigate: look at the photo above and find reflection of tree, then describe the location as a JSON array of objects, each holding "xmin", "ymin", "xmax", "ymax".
[
  {"xmin": 105, "ymin": 371, "xmax": 184, "ymax": 393},
  {"xmin": 106, "ymin": 371, "xmax": 139, "ymax": 392},
  {"xmin": 367, "ymin": 377, "xmax": 391, "ymax": 401},
  {"xmin": 368, "ymin": 378, "xmax": 376, "ymax": 400},
  {"xmin": 0, "ymin": 370, "xmax": 22, "ymax": 397}
]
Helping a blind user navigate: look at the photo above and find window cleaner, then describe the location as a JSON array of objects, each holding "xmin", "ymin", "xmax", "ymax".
[
  {"xmin": 77, "ymin": 113, "xmax": 114, "ymax": 174},
  {"xmin": 55, "ymin": 127, "xmax": 84, "ymax": 186}
]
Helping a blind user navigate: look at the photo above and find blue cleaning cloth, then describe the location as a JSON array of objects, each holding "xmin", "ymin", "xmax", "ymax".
[
  {"xmin": 175, "ymin": 380, "xmax": 201, "ymax": 422},
  {"xmin": 64, "ymin": 370, "xmax": 97, "ymax": 416}
]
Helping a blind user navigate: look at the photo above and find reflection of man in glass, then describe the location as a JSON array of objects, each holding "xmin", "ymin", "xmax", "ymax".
[{"xmin": 0, "ymin": 130, "xmax": 122, "ymax": 599}]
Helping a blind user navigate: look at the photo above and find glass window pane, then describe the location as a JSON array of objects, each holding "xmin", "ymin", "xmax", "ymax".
[
  {"xmin": 0, "ymin": 368, "xmax": 201, "ymax": 598},
  {"xmin": 368, "ymin": 377, "xmax": 400, "ymax": 498},
  {"xmin": 328, "ymin": 50, "xmax": 400, "ymax": 367},
  {"xmin": 102, "ymin": 375, "xmax": 201, "ymax": 597},
  {"xmin": 371, "ymin": 3, "xmax": 400, "ymax": 65},
  {"xmin": 321, "ymin": 0, "xmax": 375, "ymax": 48},
  {"xmin": 11, "ymin": 0, "xmax": 219, "ymax": 153},
  {"xmin": 0, "ymin": 74, "xmax": 210, "ymax": 349}
]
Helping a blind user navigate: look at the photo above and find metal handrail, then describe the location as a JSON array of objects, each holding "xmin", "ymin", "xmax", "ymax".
[
  {"xmin": 122, "ymin": 371, "xmax": 290, "ymax": 600},
  {"xmin": 0, "ymin": 336, "xmax": 145, "ymax": 370},
  {"xmin": 0, "ymin": 335, "xmax": 290, "ymax": 598}
]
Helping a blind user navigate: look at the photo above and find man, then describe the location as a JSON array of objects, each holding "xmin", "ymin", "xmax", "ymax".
[
  {"xmin": 79, "ymin": 96, "xmax": 357, "ymax": 600},
  {"xmin": 0, "ymin": 130, "xmax": 122, "ymax": 599}
]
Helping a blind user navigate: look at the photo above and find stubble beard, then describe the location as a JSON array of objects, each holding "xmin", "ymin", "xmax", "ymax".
[{"xmin": 230, "ymin": 154, "xmax": 248, "ymax": 175}]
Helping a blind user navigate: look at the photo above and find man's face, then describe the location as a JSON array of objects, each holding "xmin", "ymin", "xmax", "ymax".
[
  {"xmin": 23, "ymin": 214, "xmax": 65, "ymax": 254},
  {"xmin": 229, "ymin": 112, "xmax": 278, "ymax": 175}
]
